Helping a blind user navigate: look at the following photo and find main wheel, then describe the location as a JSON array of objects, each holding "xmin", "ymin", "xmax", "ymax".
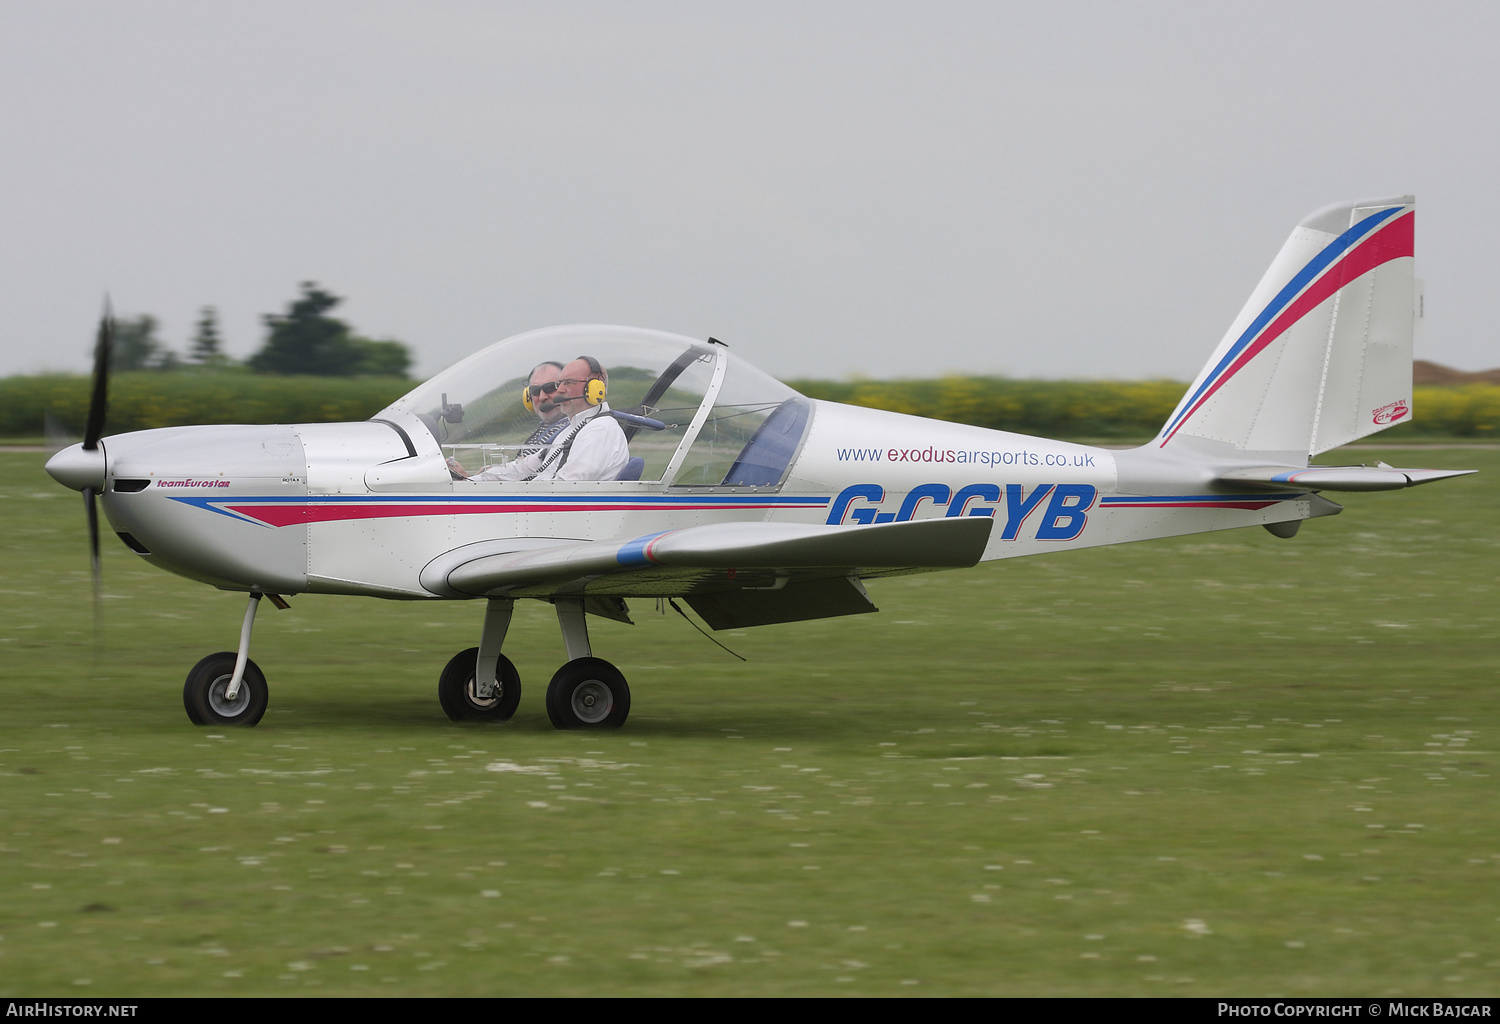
[
  {"xmin": 183, "ymin": 652, "xmax": 269, "ymax": 727},
  {"xmin": 545, "ymin": 657, "xmax": 630, "ymax": 729},
  {"xmin": 438, "ymin": 647, "xmax": 522, "ymax": 722}
]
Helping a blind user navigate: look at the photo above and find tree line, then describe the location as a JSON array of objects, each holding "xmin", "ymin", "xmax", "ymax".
[{"xmin": 111, "ymin": 282, "xmax": 411, "ymax": 378}]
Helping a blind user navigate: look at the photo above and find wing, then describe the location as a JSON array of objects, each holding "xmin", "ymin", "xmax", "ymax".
[{"xmin": 419, "ymin": 517, "xmax": 995, "ymax": 628}]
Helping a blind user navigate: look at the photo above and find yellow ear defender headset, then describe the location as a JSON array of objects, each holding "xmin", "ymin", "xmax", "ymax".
[
  {"xmin": 578, "ymin": 355, "xmax": 607, "ymax": 406},
  {"xmin": 520, "ymin": 361, "xmax": 566, "ymax": 412}
]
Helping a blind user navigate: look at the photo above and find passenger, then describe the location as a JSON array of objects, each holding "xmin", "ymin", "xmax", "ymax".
[
  {"xmin": 515, "ymin": 360, "xmax": 570, "ymax": 455},
  {"xmin": 478, "ymin": 355, "xmax": 629, "ymax": 482},
  {"xmin": 448, "ymin": 361, "xmax": 571, "ymax": 479}
]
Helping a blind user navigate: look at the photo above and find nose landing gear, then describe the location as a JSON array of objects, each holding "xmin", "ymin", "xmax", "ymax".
[{"xmin": 182, "ymin": 593, "xmax": 272, "ymax": 726}]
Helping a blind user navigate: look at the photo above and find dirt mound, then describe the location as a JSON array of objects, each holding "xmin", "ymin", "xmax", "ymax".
[{"xmin": 1413, "ymin": 360, "xmax": 1500, "ymax": 386}]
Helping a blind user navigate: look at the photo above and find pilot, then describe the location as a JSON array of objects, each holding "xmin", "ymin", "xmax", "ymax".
[
  {"xmin": 448, "ymin": 361, "xmax": 572, "ymax": 480},
  {"xmin": 478, "ymin": 355, "xmax": 629, "ymax": 482}
]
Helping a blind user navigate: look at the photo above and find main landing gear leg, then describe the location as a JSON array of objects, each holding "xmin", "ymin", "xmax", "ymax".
[
  {"xmin": 438, "ymin": 598, "xmax": 522, "ymax": 722},
  {"xmin": 182, "ymin": 592, "xmax": 270, "ymax": 727},
  {"xmin": 475, "ymin": 598, "xmax": 514, "ymax": 701},
  {"xmin": 546, "ymin": 598, "xmax": 631, "ymax": 729},
  {"xmin": 555, "ymin": 598, "xmax": 591, "ymax": 661}
]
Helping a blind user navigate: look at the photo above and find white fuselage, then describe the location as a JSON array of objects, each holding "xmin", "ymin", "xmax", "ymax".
[{"xmin": 96, "ymin": 399, "xmax": 1322, "ymax": 600}]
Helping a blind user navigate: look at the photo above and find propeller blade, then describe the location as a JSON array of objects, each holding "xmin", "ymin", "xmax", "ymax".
[
  {"xmin": 83, "ymin": 303, "xmax": 113, "ymax": 451},
  {"xmin": 77, "ymin": 304, "xmax": 112, "ymax": 649},
  {"xmin": 84, "ymin": 486, "xmax": 102, "ymax": 644},
  {"xmin": 84, "ymin": 485, "xmax": 101, "ymax": 578}
]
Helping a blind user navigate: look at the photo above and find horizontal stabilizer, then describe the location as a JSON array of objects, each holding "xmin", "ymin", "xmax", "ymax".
[
  {"xmin": 1218, "ymin": 464, "xmax": 1475, "ymax": 492},
  {"xmin": 421, "ymin": 516, "xmax": 994, "ymax": 598}
]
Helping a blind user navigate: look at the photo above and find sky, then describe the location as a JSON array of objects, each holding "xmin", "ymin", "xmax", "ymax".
[{"xmin": 2, "ymin": 0, "xmax": 1497, "ymax": 383}]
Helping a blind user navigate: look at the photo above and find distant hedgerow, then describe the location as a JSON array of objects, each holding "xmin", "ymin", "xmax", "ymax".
[
  {"xmin": 787, "ymin": 377, "xmax": 1500, "ymax": 441},
  {"xmin": 0, "ymin": 371, "xmax": 412, "ymax": 439},
  {"xmin": 4, "ymin": 372, "xmax": 1497, "ymax": 442}
]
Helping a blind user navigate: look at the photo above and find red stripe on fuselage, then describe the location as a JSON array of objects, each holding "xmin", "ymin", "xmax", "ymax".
[{"xmin": 227, "ymin": 502, "xmax": 788, "ymax": 528}]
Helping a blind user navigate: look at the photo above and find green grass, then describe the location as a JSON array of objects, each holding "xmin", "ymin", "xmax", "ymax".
[{"xmin": 0, "ymin": 447, "xmax": 1496, "ymax": 996}]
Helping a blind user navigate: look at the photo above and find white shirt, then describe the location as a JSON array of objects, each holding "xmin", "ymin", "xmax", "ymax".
[{"xmin": 479, "ymin": 405, "xmax": 631, "ymax": 482}]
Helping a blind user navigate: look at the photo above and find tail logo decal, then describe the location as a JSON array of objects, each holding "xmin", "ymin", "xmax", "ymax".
[
  {"xmin": 1160, "ymin": 206, "xmax": 1414, "ymax": 447},
  {"xmin": 1373, "ymin": 400, "xmax": 1410, "ymax": 426}
]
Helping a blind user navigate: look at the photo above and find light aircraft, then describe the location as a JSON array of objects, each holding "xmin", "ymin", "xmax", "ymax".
[{"xmin": 45, "ymin": 195, "xmax": 1472, "ymax": 729}]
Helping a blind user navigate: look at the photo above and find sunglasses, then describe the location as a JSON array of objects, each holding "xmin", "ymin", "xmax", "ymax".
[{"xmin": 527, "ymin": 382, "xmax": 561, "ymax": 398}]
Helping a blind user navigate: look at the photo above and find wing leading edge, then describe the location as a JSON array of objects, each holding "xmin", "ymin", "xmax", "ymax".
[{"xmin": 419, "ymin": 517, "xmax": 995, "ymax": 616}]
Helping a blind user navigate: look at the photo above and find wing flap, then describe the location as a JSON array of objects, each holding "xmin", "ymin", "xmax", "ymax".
[{"xmin": 686, "ymin": 577, "xmax": 877, "ymax": 629}]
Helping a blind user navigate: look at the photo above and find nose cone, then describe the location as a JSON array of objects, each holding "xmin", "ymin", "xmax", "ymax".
[{"xmin": 45, "ymin": 443, "xmax": 106, "ymax": 491}]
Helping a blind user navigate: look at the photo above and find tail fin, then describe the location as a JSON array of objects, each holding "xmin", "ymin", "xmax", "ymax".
[{"xmin": 1158, "ymin": 196, "xmax": 1416, "ymax": 460}]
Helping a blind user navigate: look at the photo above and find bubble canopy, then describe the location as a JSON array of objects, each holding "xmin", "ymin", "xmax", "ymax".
[{"xmin": 376, "ymin": 325, "xmax": 811, "ymax": 487}]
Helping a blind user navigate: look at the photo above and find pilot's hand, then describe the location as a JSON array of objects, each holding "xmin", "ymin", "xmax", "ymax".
[{"xmin": 446, "ymin": 457, "xmax": 470, "ymax": 480}]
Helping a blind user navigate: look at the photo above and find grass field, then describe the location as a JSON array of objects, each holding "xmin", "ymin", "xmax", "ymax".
[{"xmin": 0, "ymin": 446, "xmax": 1496, "ymax": 996}]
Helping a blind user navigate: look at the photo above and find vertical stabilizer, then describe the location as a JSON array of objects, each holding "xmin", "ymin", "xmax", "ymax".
[{"xmin": 1158, "ymin": 197, "xmax": 1416, "ymax": 460}]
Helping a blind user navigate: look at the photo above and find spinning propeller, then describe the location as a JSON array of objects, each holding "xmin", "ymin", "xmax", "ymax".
[
  {"xmin": 81, "ymin": 306, "xmax": 113, "ymax": 596},
  {"xmin": 44, "ymin": 304, "xmax": 114, "ymax": 613}
]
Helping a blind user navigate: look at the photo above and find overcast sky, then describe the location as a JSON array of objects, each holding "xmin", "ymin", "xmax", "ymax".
[{"xmin": 2, "ymin": 1, "xmax": 1496, "ymax": 384}]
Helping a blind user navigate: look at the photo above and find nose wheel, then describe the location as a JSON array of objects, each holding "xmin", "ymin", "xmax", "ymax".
[
  {"xmin": 183, "ymin": 652, "xmax": 269, "ymax": 726},
  {"xmin": 545, "ymin": 657, "xmax": 631, "ymax": 729}
]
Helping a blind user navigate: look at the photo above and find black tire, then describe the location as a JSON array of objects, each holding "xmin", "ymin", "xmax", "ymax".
[
  {"xmin": 183, "ymin": 652, "xmax": 268, "ymax": 727},
  {"xmin": 545, "ymin": 657, "xmax": 630, "ymax": 729},
  {"xmin": 438, "ymin": 647, "xmax": 522, "ymax": 722}
]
